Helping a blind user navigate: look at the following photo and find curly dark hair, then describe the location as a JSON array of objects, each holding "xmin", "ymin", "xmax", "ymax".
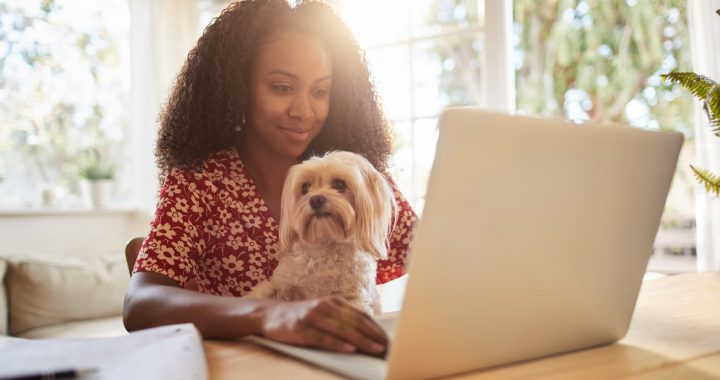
[{"xmin": 156, "ymin": 0, "xmax": 392, "ymax": 176}]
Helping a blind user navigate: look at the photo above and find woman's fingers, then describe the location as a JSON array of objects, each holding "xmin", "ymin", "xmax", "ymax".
[
  {"xmin": 326, "ymin": 297, "xmax": 388, "ymax": 345},
  {"xmin": 305, "ymin": 297, "xmax": 388, "ymax": 354},
  {"xmin": 307, "ymin": 313, "xmax": 385, "ymax": 355},
  {"xmin": 260, "ymin": 297, "xmax": 389, "ymax": 355},
  {"xmin": 301, "ymin": 325, "xmax": 357, "ymax": 353}
]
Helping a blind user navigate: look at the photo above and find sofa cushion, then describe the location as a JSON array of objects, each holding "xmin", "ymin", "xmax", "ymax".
[
  {"xmin": 16, "ymin": 315, "xmax": 126, "ymax": 339},
  {"xmin": 6, "ymin": 254, "xmax": 128, "ymax": 336},
  {"xmin": 0, "ymin": 258, "xmax": 7, "ymax": 335}
]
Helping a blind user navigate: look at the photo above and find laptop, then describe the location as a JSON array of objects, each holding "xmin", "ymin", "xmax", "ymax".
[{"xmin": 248, "ymin": 108, "xmax": 684, "ymax": 379}]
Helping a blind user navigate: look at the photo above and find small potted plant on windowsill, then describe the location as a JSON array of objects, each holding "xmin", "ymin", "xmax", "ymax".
[
  {"xmin": 662, "ymin": 9, "xmax": 720, "ymax": 197},
  {"xmin": 78, "ymin": 148, "xmax": 115, "ymax": 209}
]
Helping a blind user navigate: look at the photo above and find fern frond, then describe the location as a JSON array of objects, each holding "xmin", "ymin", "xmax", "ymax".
[
  {"xmin": 707, "ymin": 84, "xmax": 720, "ymax": 137},
  {"xmin": 711, "ymin": 119, "xmax": 720, "ymax": 138},
  {"xmin": 662, "ymin": 72, "xmax": 716, "ymax": 100},
  {"xmin": 691, "ymin": 165, "xmax": 720, "ymax": 197}
]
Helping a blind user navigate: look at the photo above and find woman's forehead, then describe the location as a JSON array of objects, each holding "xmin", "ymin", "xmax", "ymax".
[{"xmin": 255, "ymin": 31, "xmax": 333, "ymax": 80}]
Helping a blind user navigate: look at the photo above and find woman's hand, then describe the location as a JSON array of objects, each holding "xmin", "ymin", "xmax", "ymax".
[{"xmin": 259, "ymin": 296, "xmax": 388, "ymax": 356}]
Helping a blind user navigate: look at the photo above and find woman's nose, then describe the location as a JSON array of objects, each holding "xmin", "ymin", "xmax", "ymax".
[{"xmin": 288, "ymin": 94, "xmax": 313, "ymax": 120}]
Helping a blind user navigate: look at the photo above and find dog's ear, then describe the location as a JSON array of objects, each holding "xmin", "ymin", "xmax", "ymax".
[
  {"xmin": 278, "ymin": 165, "xmax": 300, "ymax": 257},
  {"xmin": 351, "ymin": 153, "xmax": 397, "ymax": 261}
]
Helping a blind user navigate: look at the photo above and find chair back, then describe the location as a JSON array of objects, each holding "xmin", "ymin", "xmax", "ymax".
[{"xmin": 124, "ymin": 237, "xmax": 144, "ymax": 275}]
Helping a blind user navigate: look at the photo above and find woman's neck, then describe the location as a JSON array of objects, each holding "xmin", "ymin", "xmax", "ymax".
[{"xmin": 237, "ymin": 137, "xmax": 299, "ymax": 216}]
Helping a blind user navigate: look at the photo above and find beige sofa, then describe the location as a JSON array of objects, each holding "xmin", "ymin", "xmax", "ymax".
[{"xmin": 0, "ymin": 253, "xmax": 128, "ymax": 339}]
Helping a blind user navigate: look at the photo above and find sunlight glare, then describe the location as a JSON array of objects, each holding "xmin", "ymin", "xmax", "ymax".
[{"xmin": 334, "ymin": 0, "xmax": 411, "ymax": 47}]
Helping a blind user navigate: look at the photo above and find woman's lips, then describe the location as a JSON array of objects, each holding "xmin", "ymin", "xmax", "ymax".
[{"xmin": 279, "ymin": 126, "xmax": 312, "ymax": 142}]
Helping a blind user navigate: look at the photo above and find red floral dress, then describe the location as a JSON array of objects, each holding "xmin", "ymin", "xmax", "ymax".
[{"xmin": 133, "ymin": 149, "xmax": 418, "ymax": 297}]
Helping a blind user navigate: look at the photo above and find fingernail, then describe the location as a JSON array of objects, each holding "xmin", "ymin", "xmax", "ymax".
[{"xmin": 371, "ymin": 342, "xmax": 385, "ymax": 353}]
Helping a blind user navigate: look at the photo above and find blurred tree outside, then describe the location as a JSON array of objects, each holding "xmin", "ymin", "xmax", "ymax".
[
  {"xmin": 514, "ymin": 0, "xmax": 692, "ymax": 132},
  {"xmin": 424, "ymin": 1, "xmax": 692, "ymax": 137},
  {"xmin": 513, "ymin": 0, "xmax": 696, "ymax": 254},
  {"xmin": 422, "ymin": 0, "xmax": 696, "ymax": 253},
  {"xmin": 421, "ymin": 0, "xmax": 484, "ymax": 108},
  {"xmin": 0, "ymin": 0, "xmax": 128, "ymax": 207}
]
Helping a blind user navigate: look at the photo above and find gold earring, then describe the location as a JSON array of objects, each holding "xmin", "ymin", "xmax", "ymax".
[{"xmin": 235, "ymin": 112, "xmax": 246, "ymax": 133}]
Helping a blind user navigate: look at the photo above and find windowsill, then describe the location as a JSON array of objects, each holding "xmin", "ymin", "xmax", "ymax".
[
  {"xmin": 0, "ymin": 205, "xmax": 141, "ymax": 217},
  {"xmin": 647, "ymin": 253, "xmax": 697, "ymax": 275}
]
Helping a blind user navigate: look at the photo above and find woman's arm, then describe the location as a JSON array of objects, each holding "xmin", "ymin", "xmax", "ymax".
[
  {"xmin": 123, "ymin": 272, "xmax": 387, "ymax": 355},
  {"xmin": 123, "ymin": 272, "xmax": 263, "ymax": 337}
]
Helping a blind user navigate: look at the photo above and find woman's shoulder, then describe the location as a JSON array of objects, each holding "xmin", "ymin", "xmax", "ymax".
[
  {"xmin": 167, "ymin": 148, "xmax": 239, "ymax": 177},
  {"xmin": 201, "ymin": 148, "xmax": 242, "ymax": 174},
  {"xmin": 164, "ymin": 148, "xmax": 244, "ymax": 187}
]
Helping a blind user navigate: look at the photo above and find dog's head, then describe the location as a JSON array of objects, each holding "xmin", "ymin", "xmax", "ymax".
[{"xmin": 279, "ymin": 151, "xmax": 397, "ymax": 260}]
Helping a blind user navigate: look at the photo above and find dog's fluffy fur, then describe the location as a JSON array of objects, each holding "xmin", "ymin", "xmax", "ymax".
[{"xmin": 245, "ymin": 151, "xmax": 397, "ymax": 315}]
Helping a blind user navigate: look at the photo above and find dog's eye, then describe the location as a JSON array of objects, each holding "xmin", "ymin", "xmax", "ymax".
[
  {"xmin": 331, "ymin": 179, "xmax": 347, "ymax": 193},
  {"xmin": 301, "ymin": 182, "xmax": 310, "ymax": 195}
]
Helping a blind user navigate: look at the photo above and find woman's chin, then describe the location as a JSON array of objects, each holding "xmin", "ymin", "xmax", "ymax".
[{"xmin": 272, "ymin": 140, "xmax": 315, "ymax": 161}]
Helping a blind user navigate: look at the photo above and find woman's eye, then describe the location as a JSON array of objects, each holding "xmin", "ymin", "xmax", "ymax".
[
  {"xmin": 272, "ymin": 84, "xmax": 293, "ymax": 94},
  {"xmin": 313, "ymin": 88, "xmax": 330, "ymax": 98},
  {"xmin": 301, "ymin": 182, "xmax": 310, "ymax": 195},
  {"xmin": 331, "ymin": 179, "xmax": 346, "ymax": 192}
]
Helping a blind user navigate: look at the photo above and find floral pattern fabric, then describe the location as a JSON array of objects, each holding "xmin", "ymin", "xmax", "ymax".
[{"xmin": 133, "ymin": 149, "xmax": 418, "ymax": 297}]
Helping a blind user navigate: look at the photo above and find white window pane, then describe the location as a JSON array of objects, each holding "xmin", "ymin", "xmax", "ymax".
[
  {"xmin": 389, "ymin": 117, "xmax": 439, "ymax": 213},
  {"xmin": 366, "ymin": 46, "xmax": 413, "ymax": 121},
  {"xmin": 389, "ymin": 120, "xmax": 415, "ymax": 202},
  {"xmin": 412, "ymin": 32, "xmax": 484, "ymax": 117},
  {"xmin": 412, "ymin": 118, "xmax": 439, "ymax": 208},
  {"xmin": 413, "ymin": 0, "xmax": 483, "ymax": 38},
  {"xmin": 335, "ymin": 0, "xmax": 411, "ymax": 47}
]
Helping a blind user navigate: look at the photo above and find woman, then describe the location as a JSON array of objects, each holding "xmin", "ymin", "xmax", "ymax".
[{"xmin": 123, "ymin": 0, "xmax": 417, "ymax": 356}]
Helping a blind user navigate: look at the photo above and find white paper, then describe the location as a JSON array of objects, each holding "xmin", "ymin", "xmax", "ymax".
[
  {"xmin": 248, "ymin": 336, "xmax": 387, "ymax": 380},
  {"xmin": 0, "ymin": 324, "xmax": 207, "ymax": 380}
]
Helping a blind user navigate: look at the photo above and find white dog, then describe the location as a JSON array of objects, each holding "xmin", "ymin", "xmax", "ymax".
[{"xmin": 246, "ymin": 151, "xmax": 397, "ymax": 315}]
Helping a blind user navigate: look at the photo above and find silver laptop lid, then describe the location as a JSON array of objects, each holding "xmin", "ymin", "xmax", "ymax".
[{"xmin": 387, "ymin": 108, "xmax": 683, "ymax": 379}]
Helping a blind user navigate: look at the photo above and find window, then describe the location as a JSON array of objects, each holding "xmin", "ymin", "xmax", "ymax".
[
  {"xmin": 332, "ymin": 0, "xmax": 488, "ymax": 213},
  {"xmin": 338, "ymin": 0, "xmax": 696, "ymax": 271},
  {"xmin": 513, "ymin": 0, "xmax": 696, "ymax": 271},
  {"xmin": 0, "ymin": 0, "xmax": 130, "ymax": 209},
  {"xmin": 198, "ymin": 0, "xmax": 230, "ymax": 32}
]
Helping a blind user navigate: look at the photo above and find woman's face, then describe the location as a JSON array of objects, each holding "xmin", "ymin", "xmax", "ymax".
[{"xmin": 246, "ymin": 31, "xmax": 333, "ymax": 161}]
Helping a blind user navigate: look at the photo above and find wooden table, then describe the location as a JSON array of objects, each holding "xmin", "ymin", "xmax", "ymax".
[{"xmin": 205, "ymin": 273, "xmax": 720, "ymax": 379}]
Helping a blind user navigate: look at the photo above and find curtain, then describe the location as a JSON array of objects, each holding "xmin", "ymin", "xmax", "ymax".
[
  {"xmin": 688, "ymin": 0, "xmax": 720, "ymax": 272},
  {"xmin": 128, "ymin": 0, "xmax": 200, "ymax": 217}
]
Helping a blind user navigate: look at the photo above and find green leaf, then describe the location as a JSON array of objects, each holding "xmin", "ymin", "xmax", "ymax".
[
  {"xmin": 77, "ymin": 148, "xmax": 114, "ymax": 180},
  {"xmin": 662, "ymin": 72, "xmax": 716, "ymax": 100},
  {"xmin": 691, "ymin": 165, "xmax": 720, "ymax": 197},
  {"xmin": 707, "ymin": 84, "xmax": 720, "ymax": 137}
]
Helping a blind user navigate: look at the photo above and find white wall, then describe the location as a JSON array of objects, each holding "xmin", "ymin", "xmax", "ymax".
[{"xmin": 0, "ymin": 210, "xmax": 150, "ymax": 257}]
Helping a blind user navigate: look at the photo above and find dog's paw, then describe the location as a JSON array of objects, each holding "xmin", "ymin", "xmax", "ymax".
[{"xmin": 245, "ymin": 280, "xmax": 275, "ymax": 299}]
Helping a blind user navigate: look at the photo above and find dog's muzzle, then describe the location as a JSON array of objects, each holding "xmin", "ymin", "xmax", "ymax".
[{"xmin": 309, "ymin": 195, "xmax": 326, "ymax": 210}]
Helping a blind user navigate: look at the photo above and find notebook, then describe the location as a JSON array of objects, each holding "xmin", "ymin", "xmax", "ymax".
[
  {"xmin": 250, "ymin": 108, "xmax": 684, "ymax": 380},
  {"xmin": 0, "ymin": 324, "xmax": 207, "ymax": 380}
]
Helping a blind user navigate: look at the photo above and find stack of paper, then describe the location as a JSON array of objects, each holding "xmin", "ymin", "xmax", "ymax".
[{"xmin": 0, "ymin": 324, "xmax": 207, "ymax": 380}]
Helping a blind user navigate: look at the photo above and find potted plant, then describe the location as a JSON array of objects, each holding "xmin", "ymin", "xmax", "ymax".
[
  {"xmin": 78, "ymin": 148, "xmax": 115, "ymax": 208},
  {"xmin": 662, "ymin": 9, "xmax": 720, "ymax": 197}
]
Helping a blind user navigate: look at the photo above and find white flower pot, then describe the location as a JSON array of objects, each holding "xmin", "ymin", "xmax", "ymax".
[{"xmin": 80, "ymin": 179, "xmax": 114, "ymax": 209}]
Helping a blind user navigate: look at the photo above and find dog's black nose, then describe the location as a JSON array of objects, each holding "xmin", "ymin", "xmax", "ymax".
[{"xmin": 309, "ymin": 195, "xmax": 326, "ymax": 210}]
